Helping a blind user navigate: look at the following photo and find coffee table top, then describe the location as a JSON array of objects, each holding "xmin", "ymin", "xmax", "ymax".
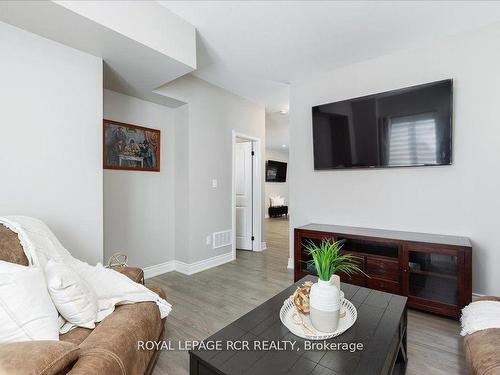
[{"xmin": 190, "ymin": 275, "xmax": 408, "ymax": 375}]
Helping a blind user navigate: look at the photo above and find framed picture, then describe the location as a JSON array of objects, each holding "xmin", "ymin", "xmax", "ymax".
[{"xmin": 103, "ymin": 119, "xmax": 160, "ymax": 172}]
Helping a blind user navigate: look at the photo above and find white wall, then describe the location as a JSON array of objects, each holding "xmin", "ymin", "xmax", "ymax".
[
  {"xmin": 265, "ymin": 112, "xmax": 290, "ymax": 150},
  {"xmin": 157, "ymin": 75, "xmax": 265, "ymax": 264},
  {"xmin": 290, "ymin": 23, "xmax": 500, "ymax": 295},
  {"xmin": 103, "ymin": 90, "xmax": 175, "ymax": 268},
  {"xmin": 265, "ymin": 148, "xmax": 289, "ymax": 216},
  {"xmin": 0, "ymin": 22, "xmax": 103, "ymax": 264}
]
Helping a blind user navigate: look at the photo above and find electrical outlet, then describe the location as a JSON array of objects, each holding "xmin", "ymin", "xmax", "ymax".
[{"xmin": 206, "ymin": 235, "xmax": 212, "ymax": 246}]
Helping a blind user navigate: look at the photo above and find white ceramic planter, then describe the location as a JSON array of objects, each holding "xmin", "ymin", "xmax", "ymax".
[{"xmin": 309, "ymin": 276, "xmax": 340, "ymax": 332}]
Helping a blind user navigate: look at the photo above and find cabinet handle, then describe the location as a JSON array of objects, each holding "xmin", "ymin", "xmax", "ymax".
[{"xmin": 379, "ymin": 282, "xmax": 385, "ymax": 288}]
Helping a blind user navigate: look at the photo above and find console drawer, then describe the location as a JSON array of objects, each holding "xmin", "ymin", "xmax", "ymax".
[
  {"xmin": 366, "ymin": 257, "xmax": 399, "ymax": 282},
  {"xmin": 338, "ymin": 271, "xmax": 366, "ymax": 287},
  {"xmin": 367, "ymin": 277, "xmax": 401, "ymax": 294}
]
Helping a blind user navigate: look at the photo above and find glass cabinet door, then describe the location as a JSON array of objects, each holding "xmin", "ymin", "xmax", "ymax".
[
  {"xmin": 406, "ymin": 245, "xmax": 460, "ymax": 306},
  {"xmin": 299, "ymin": 236, "xmax": 332, "ymax": 275}
]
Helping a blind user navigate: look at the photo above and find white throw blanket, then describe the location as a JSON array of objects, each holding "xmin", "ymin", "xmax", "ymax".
[
  {"xmin": 461, "ymin": 300, "xmax": 500, "ymax": 336},
  {"xmin": 0, "ymin": 216, "xmax": 171, "ymax": 332}
]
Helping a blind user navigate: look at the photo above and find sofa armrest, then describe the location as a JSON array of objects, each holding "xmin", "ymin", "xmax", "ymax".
[
  {"xmin": 464, "ymin": 328, "xmax": 500, "ymax": 375},
  {"xmin": 111, "ymin": 266, "xmax": 144, "ymax": 284},
  {"xmin": 68, "ymin": 298, "xmax": 164, "ymax": 375},
  {"xmin": 0, "ymin": 340, "xmax": 79, "ymax": 375},
  {"xmin": 145, "ymin": 283, "xmax": 166, "ymax": 300},
  {"xmin": 476, "ymin": 296, "xmax": 500, "ymax": 303}
]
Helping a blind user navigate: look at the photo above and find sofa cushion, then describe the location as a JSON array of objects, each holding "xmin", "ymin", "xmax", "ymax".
[
  {"xmin": 464, "ymin": 328, "xmax": 500, "ymax": 375},
  {"xmin": 0, "ymin": 225, "xmax": 28, "ymax": 266},
  {"xmin": 0, "ymin": 340, "xmax": 79, "ymax": 375},
  {"xmin": 67, "ymin": 285, "xmax": 165, "ymax": 375},
  {"xmin": 60, "ymin": 327, "xmax": 92, "ymax": 346}
]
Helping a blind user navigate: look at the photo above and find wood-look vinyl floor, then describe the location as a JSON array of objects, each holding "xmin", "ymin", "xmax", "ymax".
[{"xmin": 150, "ymin": 217, "xmax": 466, "ymax": 375}]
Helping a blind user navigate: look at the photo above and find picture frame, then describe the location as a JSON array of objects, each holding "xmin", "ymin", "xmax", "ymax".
[{"xmin": 103, "ymin": 119, "xmax": 161, "ymax": 172}]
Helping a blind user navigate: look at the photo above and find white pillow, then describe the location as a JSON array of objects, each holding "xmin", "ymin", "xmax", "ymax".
[
  {"xmin": 45, "ymin": 260, "xmax": 98, "ymax": 329},
  {"xmin": 270, "ymin": 195, "xmax": 279, "ymax": 206},
  {"xmin": 0, "ymin": 261, "xmax": 59, "ymax": 342},
  {"xmin": 270, "ymin": 195, "xmax": 285, "ymax": 207}
]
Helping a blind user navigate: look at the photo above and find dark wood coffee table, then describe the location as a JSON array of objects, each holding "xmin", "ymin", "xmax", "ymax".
[{"xmin": 190, "ymin": 275, "xmax": 408, "ymax": 375}]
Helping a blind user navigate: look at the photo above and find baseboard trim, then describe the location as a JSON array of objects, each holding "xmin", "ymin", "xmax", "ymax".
[
  {"xmin": 144, "ymin": 252, "xmax": 234, "ymax": 279},
  {"xmin": 255, "ymin": 242, "xmax": 266, "ymax": 251},
  {"xmin": 287, "ymin": 257, "xmax": 294, "ymax": 269},
  {"xmin": 176, "ymin": 252, "xmax": 234, "ymax": 275},
  {"xmin": 143, "ymin": 261, "xmax": 176, "ymax": 279}
]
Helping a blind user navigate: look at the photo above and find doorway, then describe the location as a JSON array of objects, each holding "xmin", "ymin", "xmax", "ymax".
[{"xmin": 231, "ymin": 131, "xmax": 262, "ymax": 259}]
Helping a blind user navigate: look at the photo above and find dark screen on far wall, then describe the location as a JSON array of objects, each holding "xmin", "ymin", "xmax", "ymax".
[
  {"xmin": 266, "ymin": 160, "xmax": 287, "ymax": 182},
  {"xmin": 311, "ymin": 79, "xmax": 453, "ymax": 170}
]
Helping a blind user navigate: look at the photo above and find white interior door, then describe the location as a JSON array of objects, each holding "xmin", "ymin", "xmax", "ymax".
[{"xmin": 235, "ymin": 141, "xmax": 253, "ymax": 250}]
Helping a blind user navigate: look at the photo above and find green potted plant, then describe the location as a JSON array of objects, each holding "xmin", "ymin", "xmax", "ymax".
[{"xmin": 303, "ymin": 239, "xmax": 363, "ymax": 332}]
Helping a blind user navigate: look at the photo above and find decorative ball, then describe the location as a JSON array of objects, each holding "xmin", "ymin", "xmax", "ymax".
[{"xmin": 291, "ymin": 281, "xmax": 313, "ymax": 314}]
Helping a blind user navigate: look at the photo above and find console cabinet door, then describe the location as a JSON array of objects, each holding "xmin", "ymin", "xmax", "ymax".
[{"xmin": 402, "ymin": 243, "xmax": 464, "ymax": 317}]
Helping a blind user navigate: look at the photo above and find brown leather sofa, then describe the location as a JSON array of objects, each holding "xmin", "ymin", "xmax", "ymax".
[
  {"xmin": 0, "ymin": 225, "xmax": 166, "ymax": 375},
  {"xmin": 464, "ymin": 296, "xmax": 500, "ymax": 375}
]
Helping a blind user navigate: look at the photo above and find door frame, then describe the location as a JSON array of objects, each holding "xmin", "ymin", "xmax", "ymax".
[{"xmin": 231, "ymin": 130, "xmax": 263, "ymax": 260}]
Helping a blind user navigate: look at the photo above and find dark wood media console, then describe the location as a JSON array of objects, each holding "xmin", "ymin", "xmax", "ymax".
[{"xmin": 294, "ymin": 223, "xmax": 472, "ymax": 318}]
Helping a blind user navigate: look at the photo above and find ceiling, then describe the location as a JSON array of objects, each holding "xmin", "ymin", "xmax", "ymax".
[
  {"xmin": 160, "ymin": 1, "xmax": 500, "ymax": 112},
  {"xmin": 0, "ymin": 1, "xmax": 196, "ymax": 108}
]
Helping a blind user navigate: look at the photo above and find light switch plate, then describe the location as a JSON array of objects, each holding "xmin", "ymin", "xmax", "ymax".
[{"xmin": 212, "ymin": 179, "xmax": 218, "ymax": 188}]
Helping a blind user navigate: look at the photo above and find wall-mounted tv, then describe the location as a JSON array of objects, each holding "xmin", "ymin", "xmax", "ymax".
[
  {"xmin": 312, "ymin": 79, "xmax": 453, "ymax": 170},
  {"xmin": 266, "ymin": 160, "xmax": 287, "ymax": 182}
]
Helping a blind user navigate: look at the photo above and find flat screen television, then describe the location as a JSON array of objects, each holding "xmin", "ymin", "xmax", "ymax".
[
  {"xmin": 311, "ymin": 79, "xmax": 453, "ymax": 170},
  {"xmin": 266, "ymin": 160, "xmax": 287, "ymax": 182}
]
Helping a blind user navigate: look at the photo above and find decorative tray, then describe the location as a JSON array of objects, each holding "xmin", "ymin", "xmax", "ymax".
[{"xmin": 280, "ymin": 297, "xmax": 357, "ymax": 340}]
